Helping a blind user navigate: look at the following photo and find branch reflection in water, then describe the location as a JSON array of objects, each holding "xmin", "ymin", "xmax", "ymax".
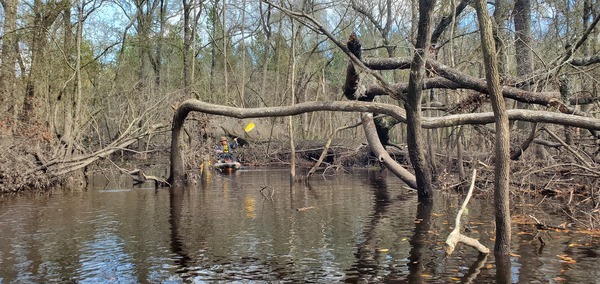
[{"xmin": 346, "ymin": 170, "xmax": 415, "ymax": 282}]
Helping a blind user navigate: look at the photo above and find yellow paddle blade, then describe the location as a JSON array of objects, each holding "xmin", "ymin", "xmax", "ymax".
[{"xmin": 244, "ymin": 122, "xmax": 255, "ymax": 132}]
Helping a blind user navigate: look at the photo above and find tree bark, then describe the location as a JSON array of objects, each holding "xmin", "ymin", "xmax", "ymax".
[
  {"xmin": 258, "ymin": 2, "xmax": 272, "ymax": 107},
  {"xmin": 493, "ymin": 0, "xmax": 510, "ymax": 74},
  {"xmin": 475, "ymin": 0, "xmax": 511, "ymax": 255},
  {"xmin": 0, "ymin": 0, "xmax": 18, "ymax": 123},
  {"xmin": 511, "ymin": 0, "xmax": 538, "ymax": 158},
  {"xmin": 406, "ymin": 0, "xmax": 436, "ymax": 200},
  {"xmin": 168, "ymin": 104, "xmax": 191, "ymax": 185},
  {"xmin": 513, "ymin": 0, "xmax": 534, "ymax": 84}
]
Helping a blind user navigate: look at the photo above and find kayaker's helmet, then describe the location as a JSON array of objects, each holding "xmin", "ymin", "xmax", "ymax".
[{"xmin": 220, "ymin": 136, "xmax": 228, "ymax": 142}]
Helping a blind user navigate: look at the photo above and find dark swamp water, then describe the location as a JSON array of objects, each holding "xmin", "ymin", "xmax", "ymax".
[{"xmin": 0, "ymin": 168, "xmax": 598, "ymax": 283}]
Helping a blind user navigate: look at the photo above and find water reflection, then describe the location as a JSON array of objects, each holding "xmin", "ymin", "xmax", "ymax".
[
  {"xmin": 168, "ymin": 185, "xmax": 193, "ymax": 281},
  {"xmin": 495, "ymin": 253, "xmax": 512, "ymax": 284},
  {"xmin": 346, "ymin": 170, "xmax": 393, "ymax": 283},
  {"xmin": 0, "ymin": 169, "xmax": 598, "ymax": 283},
  {"xmin": 407, "ymin": 200, "xmax": 434, "ymax": 284}
]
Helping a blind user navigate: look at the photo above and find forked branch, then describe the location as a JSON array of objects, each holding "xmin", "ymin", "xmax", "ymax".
[{"xmin": 445, "ymin": 169, "xmax": 490, "ymax": 255}]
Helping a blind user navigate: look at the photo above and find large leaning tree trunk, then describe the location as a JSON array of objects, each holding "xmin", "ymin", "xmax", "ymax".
[
  {"xmin": 406, "ymin": 0, "xmax": 436, "ymax": 200},
  {"xmin": 167, "ymin": 99, "xmax": 600, "ymax": 186},
  {"xmin": 343, "ymin": 33, "xmax": 418, "ymax": 189},
  {"xmin": 474, "ymin": 0, "xmax": 511, "ymax": 255},
  {"xmin": 168, "ymin": 99, "xmax": 421, "ymax": 187}
]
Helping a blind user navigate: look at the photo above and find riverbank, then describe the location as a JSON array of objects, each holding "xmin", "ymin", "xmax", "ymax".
[{"xmin": 0, "ymin": 136, "xmax": 59, "ymax": 193}]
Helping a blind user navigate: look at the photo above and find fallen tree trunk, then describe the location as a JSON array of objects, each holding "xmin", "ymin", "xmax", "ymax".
[
  {"xmin": 362, "ymin": 113, "xmax": 417, "ymax": 188},
  {"xmin": 168, "ymin": 99, "xmax": 600, "ymax": 186}
]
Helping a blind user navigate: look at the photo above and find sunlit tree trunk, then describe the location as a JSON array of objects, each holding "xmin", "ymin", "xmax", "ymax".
[
  {"xmin": 59, "ymin": 3, "xmax": 74, "ymax": 156},
  {"xmin": 475, "ymin": 0, "xmax": 511, "ymax": 255},
  {"xmin": 288, "ymin": 21, "xmax": 297, "ymax": 181}
]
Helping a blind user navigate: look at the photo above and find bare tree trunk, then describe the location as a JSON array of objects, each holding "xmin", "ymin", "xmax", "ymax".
[
  {"xmin": 410, "ymin": 0, "xmax": 418, "ymax": 44},
  {"xmin": 457, "ymin": 127, "xmax": 465, "ymax": 180},
  {"xmin": 239, "ymin": 0, "xmax": 247, "ymax": 107},
  {"xmin": 475, "ymin": 0, "xmax": 511, "ymax": 255},
  {"xmin": 209, "ymin": 2, "xmax": 217, "ymax": 98},
  {"xmin": 153, "ymin": 0, "xmax": 166, "ymax": 91},
  {"xmin": 183, "ymin": 0, "xmax": 202, "ymax": 96},
  {"xmin": 493, "ymin": 0, "xmax": 510, "ymax": 74},
  {"xmin": 288, "ymin": 21, "xmax": 297, "ymax": 181},
  {"xmin": 513, "ymin": 0, "xmax": 533, "ymax": 89},
  {"xmin": 65, "ymin": 0, "xmax": 85, "ymax": 158},
  {"xmin": 23, "ymin": 0, "xmax": 64, "ymax": 123},
  {"xmin": 62, "ymin": 5, "xmax": 74, "ymax": 154},
  {"xmin": 169, "ymin": 104, "xmax": 192, "ymax": 185},
  {"xmin": 406, "ymin": 0, "xmax": 436, "ymax": 201},
  {"xmin": 222, "ymin": 0, "xmax": 228, "ymax": 99},
  {"xmin": 0, "ymin": 0, "xmax": 18, "ymax": 125},
  {"xmin": 189, "ymin": 2, "xmax": 201, "ymax": 94},
  {"xmin": 510, "ymin": 0, "xmax": 538, "ymax": 160},
  {"xmin": 183, "ymin": 0, "xmax": 192, "ymax": 95},
  {"xmin": 259, "ymin": 2, "xmax": 272, "ymax": 107}
]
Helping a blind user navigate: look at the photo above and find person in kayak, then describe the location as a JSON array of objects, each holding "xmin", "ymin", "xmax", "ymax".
[{"xmin": 215, "ymin": 136, "xmax": 238, "ymax": 163}]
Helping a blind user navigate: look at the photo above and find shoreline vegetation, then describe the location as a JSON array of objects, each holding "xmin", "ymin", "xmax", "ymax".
[{"xmin": 1, "ymin": 125, "xmax": 597, "ymax": 230}]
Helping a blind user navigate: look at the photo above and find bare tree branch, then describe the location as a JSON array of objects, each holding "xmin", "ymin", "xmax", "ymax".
[{"xmin": 169, "ymin": 99, "xmax": 600, "ymax": 184}]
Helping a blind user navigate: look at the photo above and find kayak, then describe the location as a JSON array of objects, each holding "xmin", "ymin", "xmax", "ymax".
[{"xmin": 213, "ymin": 161, "xmax": 241, "ymax": 172}]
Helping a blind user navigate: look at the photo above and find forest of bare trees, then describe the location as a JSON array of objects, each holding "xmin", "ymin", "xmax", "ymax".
[{"xmin": 1, "ymin": 0, "xmax": 599, "ymax": 255}]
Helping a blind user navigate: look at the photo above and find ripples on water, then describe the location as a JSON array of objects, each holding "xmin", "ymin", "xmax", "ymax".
[{"xmin": 0, "ymin": 168, "xmax": 598, "ymax": 283}]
